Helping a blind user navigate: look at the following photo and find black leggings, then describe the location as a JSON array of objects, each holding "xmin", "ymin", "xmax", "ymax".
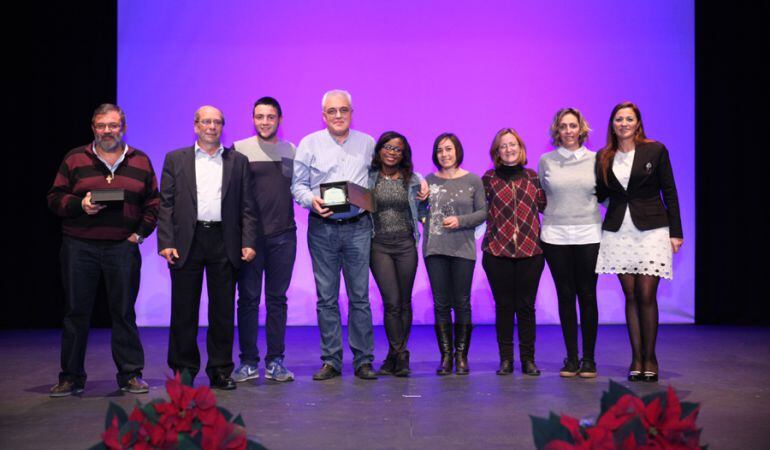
[
  {"xmin": 618, "ymin": 274, "xmax": 661, "ymax": 372},
  {"xmin": 482, "ymin": 252, "xmax": 544, "ymax": 362},
  {"xmin": 370, "ymin": 237, "xmax": 418, "ymax": 356},
  {"xmin": 542, "ymin": 242, "xmax": 599, "ymax": 361}
]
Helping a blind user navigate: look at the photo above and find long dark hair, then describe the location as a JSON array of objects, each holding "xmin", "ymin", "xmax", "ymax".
[
  {"xmin": 597, "ymin": 101, "xmax": 653, "ymax": 184},
  {"xmin": 371, "ymin": 131, "xmax": 414, "ymax": 188}
]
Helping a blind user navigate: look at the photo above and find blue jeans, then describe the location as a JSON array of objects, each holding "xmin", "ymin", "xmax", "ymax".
[
  {"xmin": 307, "ymin": 214, "xmax": 374, "ymax": 371},
  {"xmin": 59, "ymin": 236, "xmax": 144, "ymax": 388},
  {"xmin": 237, "ymin": 229, "xmax": 297, "ymax": 365}
]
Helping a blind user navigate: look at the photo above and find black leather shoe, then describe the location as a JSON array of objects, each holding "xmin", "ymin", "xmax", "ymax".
[
  {"xmin": 377, "ymin": 354, "xmax": 396, "ymax": 376},
  {"xmin": 393, "ymin": 351, "xmax": 411, "ymax": 377},
  {"xmin": 496, "ymin": 360, "xmax": 513, "ymax": 376},
  {"xmin": 313, "ymin": 364, "xmax": 341, "ymax": 381},
  {"xmin": 210, "ymin": 376, "xmax": 236, "ymax": 390},
  {"xmin": 578, "ymin": 359, "xmax": 597, "ymax": 378},
  {"xmin": 355, "ymin": 363, "xmax": 378, "ymax": 380},
  {"xmin": 559, "ymin": 358, "xmax": 579, "ymax": 378},
  {"xmin": 642, "ymin": 371, "xmax": 658, "ymax": 382},
  {"xmin": 627, "ymin": 370, "xmax": 642, "ymax": 382},
  {"xmin": 522, "ymin": 360, "xmax": 541, "ymax": 376}
]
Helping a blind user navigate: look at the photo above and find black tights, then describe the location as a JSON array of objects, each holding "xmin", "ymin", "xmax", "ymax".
[{"xmin": 618, "ymin": 274, "xmax": 660, "ymax": 372}]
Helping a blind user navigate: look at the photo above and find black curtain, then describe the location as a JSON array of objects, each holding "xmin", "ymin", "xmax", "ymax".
[
  {"xmin": 3, "ymin": 2, "xmax": 768, "ymax": 328},
  {"xmin": 695, "ymin": 3, "xmax": 770, "ymax": 324}
]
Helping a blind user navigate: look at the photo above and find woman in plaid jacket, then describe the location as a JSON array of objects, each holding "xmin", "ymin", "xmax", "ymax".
[{"xmin": 481, "ymin": 128, "xmax": 547, "ymax": 376}]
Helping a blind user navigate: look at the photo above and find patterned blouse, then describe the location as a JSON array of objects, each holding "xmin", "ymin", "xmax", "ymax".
[{"xmin": 482, "ymin": 165, "xmax": 546, "ymax": 259}]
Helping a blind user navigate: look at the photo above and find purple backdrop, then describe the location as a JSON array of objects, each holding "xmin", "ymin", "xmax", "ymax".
[{"xmin": 118, "ymin": 0, "xmax": 694, "ymax": 326}]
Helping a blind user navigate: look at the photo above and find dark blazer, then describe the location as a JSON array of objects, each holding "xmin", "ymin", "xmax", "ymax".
[
  {"xmin": 157, "ymin": 146, "xmax": 259, "ymax": 269},
  {"xmin": 595, "ymin": 141, "xmax": 683, "ymax": 239}
]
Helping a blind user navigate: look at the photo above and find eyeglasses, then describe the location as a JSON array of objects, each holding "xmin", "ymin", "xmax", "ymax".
[
  {"xmin": 324, "ymin": 107, "xmax": 351, "ymax": 116},
  {"xmin": 382, "ymin": 144, "xmax": 403, "ymax": 154},
  {"xmin": 94, "ymin": 123, "xmax": 122, "ymax": 131},
  {"xmin": 499, "ymin": 143, "xmax": 519, "ymax": 151},
  {"xmin": 196, "ymin": 119, "xmax": 224, "ymax": 127}
]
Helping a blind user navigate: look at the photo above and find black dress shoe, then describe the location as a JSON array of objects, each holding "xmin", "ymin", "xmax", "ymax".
[
  {"xmin": 210, "ymin": 376, "xmax": 236, "ymax": 390},
  {"xmin": 393, "ymin": 351, "xmax": 411, "ymax": 377},
  {"xmin": 355, "ymin": 363, "xmax": 378, "ymax": 380},
  {"xmin": 496, "ymin": 360, "xmax": 513, "ymax": 376},
  {"xmin": 642, "ymin": 371, "xmax": 658, "ymax": 382},
  {"xmin": 377, "ymin": 354, "xmax": 396, "ymax": 376},
  {"xmin": 313, "ymin": 364, "xmax": 341, "ymax": 381},
  {"xmin": 627, "ymin": 370, "xmax": 642, "ymax": 382},
  {"xmin": 522, "ymin": 360, "xmax": 541, "ymax": 376}
]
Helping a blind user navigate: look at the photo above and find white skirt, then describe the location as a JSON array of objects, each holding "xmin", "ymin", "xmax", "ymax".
[{"xmin": 595, "ymin": 221, "xmax": 673, "ymax": 280}]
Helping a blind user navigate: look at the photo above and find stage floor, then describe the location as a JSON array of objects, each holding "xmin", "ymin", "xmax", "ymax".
[{"xmin": 1, "ymin": 325, "xmax": 769, "ymax": 449}]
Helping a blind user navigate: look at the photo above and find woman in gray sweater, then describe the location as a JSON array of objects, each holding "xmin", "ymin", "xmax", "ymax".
[
  {"xmin": 423, "ymin": 133, "xmax": 487, "ymax": 375},
  {"xmin": 538, "ymin": 108, "xmax": 602, "ymax": 378}
]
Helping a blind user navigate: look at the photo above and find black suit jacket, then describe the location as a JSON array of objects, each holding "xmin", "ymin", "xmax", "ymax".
[
  {"xmin": 157, "ymin": 146, "xmax": 259, "ymax": 269},
  {"xmin": 595, "ymin": 141, "xmax": 683, "ymax": 239}
]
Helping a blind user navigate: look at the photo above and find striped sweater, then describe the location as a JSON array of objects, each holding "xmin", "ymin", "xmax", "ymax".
[{"xmin": 47, "ymin": 144, "xmax": 160, "ymax": 241}]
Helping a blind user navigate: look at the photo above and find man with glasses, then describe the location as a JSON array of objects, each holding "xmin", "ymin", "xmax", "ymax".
[
  {"xmin": 291, "ymin": 90, "xmax": 381, "ymax": 380},
  {"xmin": 158, "ymin": 106, "xmax": 258, "ymax": 390},
  {"xmin": 47, "ymin": 103, "xmax": 159, "ymax": 397},
  {"xmin": 231, "ymin": 97, "xmax": 297, "ymax": 383}
]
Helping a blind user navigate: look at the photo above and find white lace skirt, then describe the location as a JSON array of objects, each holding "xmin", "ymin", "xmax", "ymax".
[{"xmin": 595, "ymin": 222, "xmax": 673, "ymax": 279}]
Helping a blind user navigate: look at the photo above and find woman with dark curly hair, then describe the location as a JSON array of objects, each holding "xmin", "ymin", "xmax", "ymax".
[{"xmin": 368, "ymin": 131, "xmax": 425, "ymax": 377}]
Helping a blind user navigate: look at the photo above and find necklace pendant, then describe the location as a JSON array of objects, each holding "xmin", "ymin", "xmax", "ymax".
[{"xmin": 106, "ymin": 174, "xmax": 113, "ymax": 184}]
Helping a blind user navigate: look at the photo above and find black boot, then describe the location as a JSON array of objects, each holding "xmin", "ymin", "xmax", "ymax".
[
  {"xmin": 454, "ymin": 323, "xmax": 472, "ymax": 375},
  {"xmin": 394, "ymin": 351, "xmax": 411, "ymax": 377},
  {"xmin": 435, "ymin": 324, "xmax": 453, "ymax": 376},
  {"xmin": 377, "ymin": 353, "xmax": 396, "ymax": 376}
]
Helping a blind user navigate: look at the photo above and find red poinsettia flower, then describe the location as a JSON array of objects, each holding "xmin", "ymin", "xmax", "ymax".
[
  {"xmin": 542, "ymin": 415, "xmax": 615, "ymax": 450},
  {"xmin": 597, "ymin": 394, "xmax": 647, "ymax": 432},
  {"xmin": 102, "ymin": 416, "xmax": 122, "ymax": 450},
  {"xmin": 642, "ymin": 386, "xmax": 701, "ymax": 449}
]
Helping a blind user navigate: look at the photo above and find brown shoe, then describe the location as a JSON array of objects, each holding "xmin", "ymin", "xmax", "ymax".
[
  {"xmin": 121, "ymin": 376, "xmax": 150, "ymax": 394},
  {"xmin": 50, "ymin": 380, "xmax": 84, "ymax": 398}
]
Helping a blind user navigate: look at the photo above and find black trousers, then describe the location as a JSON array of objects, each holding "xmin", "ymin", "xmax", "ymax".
[
  {"xmin": 424, "ymin": 255, "xmax": 475, "ymax": 324},
  {"xmin": 370, "ymin": 237, "xmax": 418, "ymax": 356},
  {"xmin": 541, "ymin": 242, "xmax": 599, "ymax": 361},
  {"xmin": 482, "ymin": 252, "xmax": 544, "ymax": 361},
  {"xmin": 168, "ymin": 224, "xmax": 236, "ymax": 382},
  {"xmin": 59, "ymin": 237, "xmax": 144, "ymax": 388}
]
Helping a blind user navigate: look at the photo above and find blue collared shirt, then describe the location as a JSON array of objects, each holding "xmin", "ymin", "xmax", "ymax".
[{"xmin": 291, "ymin": 129, "xmax": 375, "ymax": 219}]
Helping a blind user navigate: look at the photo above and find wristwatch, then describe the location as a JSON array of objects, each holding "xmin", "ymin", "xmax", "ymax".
[{"xmin": 133, "ymin": 233, "xmax": 144, "ymax": 244}]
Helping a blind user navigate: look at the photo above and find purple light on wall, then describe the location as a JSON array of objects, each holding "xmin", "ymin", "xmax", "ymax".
[{"xmin": 119, "ymin": 0, "xmax": 694, "ymax": 326}]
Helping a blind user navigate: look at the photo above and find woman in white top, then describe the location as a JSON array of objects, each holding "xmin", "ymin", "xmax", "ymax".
[
  {"xmin": 594, "ymin": 101, "xmax": 683, "ymax": 383},
  {"xmin": 538, "ymin": 108, "xmax": 602, "ymax": 379}
]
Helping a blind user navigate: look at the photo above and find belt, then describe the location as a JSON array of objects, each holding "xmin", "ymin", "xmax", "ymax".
[
  {"xmin": 197, "ymin": 221, "xmax": 222, "ymax": 228},
  {"xmin": 310, "ymin": 212, "xmax": 368, "ymax": 225}
]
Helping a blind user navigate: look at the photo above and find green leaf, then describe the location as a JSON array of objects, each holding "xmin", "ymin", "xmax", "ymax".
[
  {"xmin": 233, "ymin": 413, "xmax": 246, "ymax": 427},
  {"xmin": 601, "ymin": 380, "xmax": 636, "ymax": 415},
  {"xmin": 218, "ymin": 406, "xmax": 234, "ymax": 421},
  {"xmin": 246, "ymin": 439, "xmax": 269, "ymax": 450},
  {"xmin": 178, "ymin": 432, "xmax": 202, "ymax": 449},
  {"xmin": 681, "ymin": 401, "xmax": 700, "ymax": 419},
  {"xmin": 104, "ymin": 402, "xmax": 128, "ymax": 430},
  {"xmin": 612, "ymin": 416, "xmax": 647, "ymax": 447},
  {"xmin": 642, "ymin": 392, "xmax": 666, "ymax": 407},
  {"xmin": 180, "ymin": 369, "xmax": 194, "ymax": 387},
  {"xmin": 530, "ymin": 413, "xmax": 573, "ymax": 450},
  {"xmin": 86, "ymin": 443, "xmax": 108, "ymax": 450}
]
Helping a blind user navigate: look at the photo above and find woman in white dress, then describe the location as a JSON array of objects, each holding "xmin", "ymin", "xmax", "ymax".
[{"xmin": 595, "ymin": 101, "xmax": 683, "ymax": 383}]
